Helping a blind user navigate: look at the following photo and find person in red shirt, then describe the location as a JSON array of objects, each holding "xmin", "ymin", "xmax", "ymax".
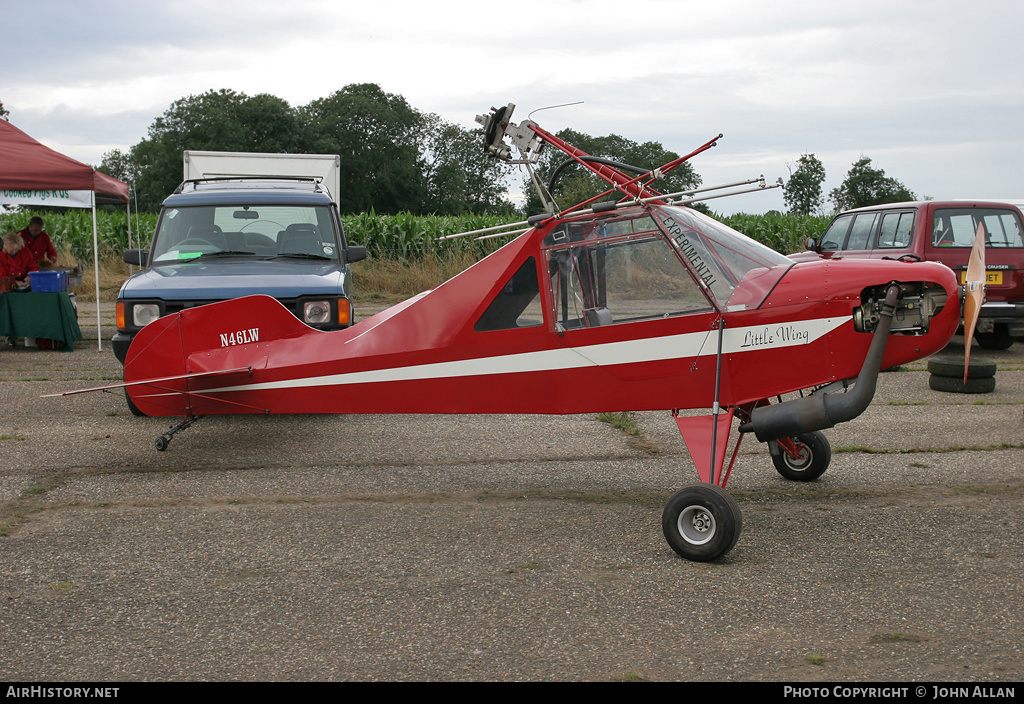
[
  {"xmin": 17, "ymin": 216, "xmax": 58, "ymax": 268},
  {"xmin": 2, "ymin": 231, "xmax": 38, "ymax": 346},
  {"xmin": 1, "ymin": 231, "xmax": 38, "ymax": 282}
]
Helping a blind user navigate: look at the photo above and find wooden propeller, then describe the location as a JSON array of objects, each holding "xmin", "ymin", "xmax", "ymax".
[{"xmin": 962, "ymin": 223, "xmax": 986, "ymax": 382}]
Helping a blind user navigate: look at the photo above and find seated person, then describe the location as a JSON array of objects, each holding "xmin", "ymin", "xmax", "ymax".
[
  {"xmin": 17, "ymin": 216, "xmax": 58, "ymax": 268},
  {"xmin": 1, "ymin": 231, "xmax": 38, "ymax": 288}
]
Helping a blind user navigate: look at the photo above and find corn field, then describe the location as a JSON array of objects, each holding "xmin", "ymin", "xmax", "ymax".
[{"xmin": 0, "ymin": 209, "xmax": 831, "ymax": 264}]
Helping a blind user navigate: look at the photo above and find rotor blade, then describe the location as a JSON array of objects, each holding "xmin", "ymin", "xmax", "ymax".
[{"xmin": 962, "ymin": 222, "xmax": 986, "ymax": 382}]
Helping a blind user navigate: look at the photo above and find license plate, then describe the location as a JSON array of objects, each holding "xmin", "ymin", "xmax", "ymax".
[{"xmin": 960, "ymin": 270, "xmax": 1003, "ymax": 285}]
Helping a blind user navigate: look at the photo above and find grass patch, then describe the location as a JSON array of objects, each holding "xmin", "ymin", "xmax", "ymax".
[
  {"xmin": 597, "ymin": 411, "xmax": 662, "ymax": 455},
  {"xmin": 597, "ymin": 411, "xmax": 642, "ymax": 435},
  {"xmin": 955, "ymin": 484, "xmax": 1024, "ymax": 497},
  {"xmin": 24, "ymin": 486, "xmax": 47, "ymax": 496},
  {"xmin": 0, "ymin": 435, "xmax": 27, "ymax": 442},
  {"xmin": 806, "ymin": 652, "xmax": 825, "ymax": 665}
]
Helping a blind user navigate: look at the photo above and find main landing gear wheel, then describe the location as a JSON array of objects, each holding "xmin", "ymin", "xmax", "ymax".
[
  {"xmin": 769, "ymin": 431, "xmax": 831, "ymax": 482},
  {"xmin": 662, "ymin": 484, "xmax": 742, "ymax": 562},
  {"xmin": 125, "ymin": 388, "xmax": 147, "ymax": 417}
]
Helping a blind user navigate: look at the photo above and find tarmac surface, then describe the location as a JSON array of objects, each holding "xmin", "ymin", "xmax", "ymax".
[{"xmin": 1, "ymin": 302, "xmax": 1022, "ymax": 681}]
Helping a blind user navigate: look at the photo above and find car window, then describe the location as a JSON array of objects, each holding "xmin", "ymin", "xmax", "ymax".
[
  {"xmin": 877, "ymin": 212, "xmax": 915, "ymax": 248},
  {"xmin": 819, "ymin": 214, "xmax": 852, "ymax": 251},
  {"xmin": 845, "ymin": 213, "xmax": 878, "ymax": 250},
  {"xmin": 932, "ymin": 208, "xmax": 1024, "ymax": 248}
]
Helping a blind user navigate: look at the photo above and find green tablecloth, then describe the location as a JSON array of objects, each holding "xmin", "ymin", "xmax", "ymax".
[{"xmin": 0, "ymin": 292, "xmax": 83, "ymax": 351}]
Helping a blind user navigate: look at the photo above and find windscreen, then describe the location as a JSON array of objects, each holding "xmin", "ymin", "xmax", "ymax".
[
  {"xmin": 150, "ymin": 204, "xmax": 340, "ymax": 263},
  {"xmin": 648, "ymin": 205, "xmax": 793, "ymax": 308}
]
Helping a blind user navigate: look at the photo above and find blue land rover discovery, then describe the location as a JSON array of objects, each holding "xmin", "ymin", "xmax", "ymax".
[{"xmin": 114, "ymin": 178, "xmax": 366, "ymax": 409}]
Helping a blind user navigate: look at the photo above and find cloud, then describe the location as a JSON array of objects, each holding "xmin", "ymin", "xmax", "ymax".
[{"xmin": 4, "ymin": 0, "xmax": 1023, "ymax": 211}]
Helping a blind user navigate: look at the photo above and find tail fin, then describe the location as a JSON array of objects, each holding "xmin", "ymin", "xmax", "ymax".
[{"xmin": 124, "ymin": 295, "xmax": 318, "ymax": 416}]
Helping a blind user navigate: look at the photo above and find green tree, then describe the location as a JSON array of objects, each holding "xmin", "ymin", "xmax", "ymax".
[
  {"xmin": 419, "ymin": 113, "xmax": 511, "ymax": 215},
  {"xmin": 302, "ymin": 84, "xmax": 424, "ymax": 214},
  {"xmin": 783, "ymin": 154, "xmax": 825, "ymax": 215},
  {"xmin": 0, "ymin": 99, "xmax": 9, "ymax": 121},
  {"xmin": 97, "ymin": 148, "xmax": 140, "ymax": 187},
  {"xmin": 829, "ymin": 157, "xmax": 914, "ymax": 211},
  {"xmin": 127, "ymin": 89, "xmax": 301, "ymax": 210},
  {"xmin": 524, "ymin": 129, "xmax": 701, "ymax": 214}
]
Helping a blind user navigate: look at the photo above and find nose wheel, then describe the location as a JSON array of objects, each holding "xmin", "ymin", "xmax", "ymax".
[{"xmin": 662, "ymin": 484, "xmax": 742, "ymax": 561}]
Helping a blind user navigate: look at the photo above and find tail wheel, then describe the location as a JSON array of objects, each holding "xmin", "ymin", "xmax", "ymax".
[
  {"xmin": 769, "ymin": 431, "xmax": 831, "ymax": 481},
  {"xmin": 662, "ymin": 484, "xmax": 742, "ymax": 562}
]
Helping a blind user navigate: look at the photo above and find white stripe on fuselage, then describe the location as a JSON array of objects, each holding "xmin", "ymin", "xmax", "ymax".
[{"xmin": 191, "ymin": 316, "xmax": 851, "ymax": 396}]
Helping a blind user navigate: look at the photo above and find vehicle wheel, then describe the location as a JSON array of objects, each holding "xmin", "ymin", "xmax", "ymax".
[
  {"xmin": 155, "ymin": 436, "xmax": 169, "ymax": 452},
  {"xmin": 125, "ymin": 388, "xmax": 147, "ymax": 417},
  {"xmin": 927, "ymin": 356, "xmax": 997, "ymax": 379},
  {"xmin": 975, "ymin": 327, "xmax": 1014, "ymax": 350},
  {"xmin": 928, "ymin": 374, "xmax": 996, "ymax": 394},
  {"xmin": 769, "ymin": 431, "xmax": 831, "ymax": 481},
  {"xmin": 662, "ymin": 484, "xmax": 742, "ymax": 562}
]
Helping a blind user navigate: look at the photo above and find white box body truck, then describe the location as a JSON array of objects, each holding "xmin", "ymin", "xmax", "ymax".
[{"xmin": 183, "ymin": 151, "xmax": 341, "ymax": 200}]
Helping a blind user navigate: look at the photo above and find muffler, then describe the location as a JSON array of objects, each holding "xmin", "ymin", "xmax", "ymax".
[{"xmin": 738, "ymin": 284, "xmax": 901, "ymax": 443}]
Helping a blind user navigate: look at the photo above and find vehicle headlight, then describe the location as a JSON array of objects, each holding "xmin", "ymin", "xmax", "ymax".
[
  {"xmin": 133, "ymin": 304, "xmax": 161, "ymax": 328},
  {"xmin": 303, "ymin": 301, "xmax": 331, "ymax": 325}
]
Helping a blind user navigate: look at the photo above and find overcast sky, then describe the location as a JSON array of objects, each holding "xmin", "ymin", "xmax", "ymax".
[{"xmin": 5, "ymin": 0, "xmax": 1023, "ymax": 214}]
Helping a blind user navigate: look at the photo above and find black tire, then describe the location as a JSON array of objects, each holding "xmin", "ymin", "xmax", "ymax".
[
  {"xmin": 662, "ymin": 484, "xmax": 742, "ymax": 562},
  {"xmin": 155, "ymin": 436, "xmax": 169, "ymax": 452},
  {"xmin": 125, "ymin": 388, "xmax": 147, "ymax": 417},
  {"xmin": 768, "ymin": 431, "xmax": 831, "ymax": 481},
  {"xmin": 927, "ymin": 356, "xmax": 996, "ymax": 379},
  {"xmin": 975, "ymin": 327, "xmax": 1014, "ymax": 351},
  {"xmin": 928, "ymin": 374, "xmax": 996, "ymax": 394}
]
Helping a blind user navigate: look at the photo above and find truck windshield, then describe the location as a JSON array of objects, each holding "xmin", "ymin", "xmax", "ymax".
[{"xmin": 150, "ymin": 204, "xmax": 340, "ymax": 263}]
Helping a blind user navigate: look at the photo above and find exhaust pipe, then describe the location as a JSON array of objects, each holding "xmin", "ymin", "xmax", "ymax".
[{"xmin": 738, "ymin": 284, "xmax": 901, "ymax": 443}]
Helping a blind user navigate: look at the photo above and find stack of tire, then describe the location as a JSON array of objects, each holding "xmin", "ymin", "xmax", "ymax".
[{"xmin": 927, "ymin": 356, "xmax": 997, "ymax": 394}]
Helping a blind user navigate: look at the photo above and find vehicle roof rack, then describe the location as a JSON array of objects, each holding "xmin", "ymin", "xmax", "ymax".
[{"xmin": 173, "ymin": 176, "xmax": 325, "ymax": 194}]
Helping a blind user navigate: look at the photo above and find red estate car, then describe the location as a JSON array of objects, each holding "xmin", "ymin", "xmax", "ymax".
[{"xmin": 791, "ymin": 200, "xmax": 1024, "ymax": 349}]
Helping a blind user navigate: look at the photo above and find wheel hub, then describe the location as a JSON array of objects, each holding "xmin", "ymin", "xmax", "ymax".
[
  {"xmin": 678, "ymin": 505, "xmax": 716, "ymax": 545},
  {"xmin": 785, "ymin": 444, "xmax": 811, "ymax": 470}
]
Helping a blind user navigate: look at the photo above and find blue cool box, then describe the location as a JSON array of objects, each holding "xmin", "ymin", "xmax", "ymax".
[{"xmin": 29, "ymin": 270, "xmax": 68, "ymax": 292}]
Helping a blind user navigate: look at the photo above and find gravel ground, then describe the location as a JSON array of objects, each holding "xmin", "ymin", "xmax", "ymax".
[{"xmin": 0, "ymin": 303, "xmax": 1021, "ymax": 681}]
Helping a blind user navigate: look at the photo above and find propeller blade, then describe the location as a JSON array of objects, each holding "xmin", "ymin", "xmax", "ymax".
[{"xmin": 962, "ymin": 222, "xmax": 986, "ymax": 382}]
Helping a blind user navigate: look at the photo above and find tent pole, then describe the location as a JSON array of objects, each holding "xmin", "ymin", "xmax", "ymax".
[
  {"xmin": 92, "ymin": 192, "xmax": 102, "ymax": 351},
  {"xmin": 126, "ymin": 195, "xmax": 133, "ymax": 275}
]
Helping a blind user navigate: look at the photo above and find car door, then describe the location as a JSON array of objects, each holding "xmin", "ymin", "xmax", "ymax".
[{"xmin": 869, "ymin": 209, "xmax": 917, "ymax": 260}]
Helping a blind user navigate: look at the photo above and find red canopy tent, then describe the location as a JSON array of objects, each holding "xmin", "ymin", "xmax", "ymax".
[{"xmin": 0, "ymin": 119, "xmax": 132, "ymax": 350}]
